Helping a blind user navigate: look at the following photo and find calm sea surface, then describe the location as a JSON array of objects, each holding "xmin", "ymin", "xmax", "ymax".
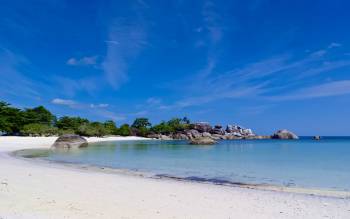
[{"xmin": 24, "ymin": 137, "xmax": 350, "ymax": 191}]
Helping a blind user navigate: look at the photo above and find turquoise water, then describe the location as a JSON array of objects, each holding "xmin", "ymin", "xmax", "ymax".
[{"xmin": 39, "ymin": 138, "xmax": 350, "ymax": 191}]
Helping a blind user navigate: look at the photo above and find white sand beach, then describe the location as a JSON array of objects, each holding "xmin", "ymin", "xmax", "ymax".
[{"xmin": 0, "ymin": 136, "xmax": 349, "ymax": 219}]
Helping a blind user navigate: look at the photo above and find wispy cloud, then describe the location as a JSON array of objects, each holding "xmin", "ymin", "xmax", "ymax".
[
  {"xmin": 0, "ymin": 48, "xmax": 42, "ymax": 99},
  {"xmin": 310, "ymin": 49, "xmax": 327, "ymax": 57},
  {"xmin": 202, "ymin": 0, "xmax": 224, "ymax": 44},
  {"xmin": 328, "ymin": 42, "xmax": 342, "ymax": 49},
  {"xmin": 51, "ymin": 98, "xmax": 125, "ymax": 121},
  {"xmin": 52, "ymin": 98, "xmax": 109, "ymax": 109},
  {"xmin": 90, "ymin": 103, "xmax": 109, "ymax": 108},
  {"xmin": 52, "ymin": 98, "xmax": 76, "ymax": 105},
  {"xmin": 104, "ymin": 40, "xmax": 119, "ymax": 45},
  {"xmin": 52, "ymin": 74, "xmax": 104, "ymax": 98},
  {"xmin": 66, "ymin": 56, "xmax": 98, "ymax": 66},
  {"xmin": 158, "ymin": 43, "xmax": 350, "ymax": 110},
  {"xmin": 272, "ymin": 80, "xmax": 350, "ymax": 100},
  {"xmin": 146, "ymin": 97, "xmax": 162, "ymax": 105},
  {"xmin": 102, "ymin": 18, "xmax": 148, "ymax": 89},
  {"xmin": 51, "ymin": 98, "xmax": 78, "ymax": 108}
]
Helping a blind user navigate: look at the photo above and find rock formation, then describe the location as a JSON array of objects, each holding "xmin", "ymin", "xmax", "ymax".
[
  {"xmin": 189, "ymin": 137, "xmax": 217, "ymax": 145},
  {"xmin": 146, "ymin": 122, "xmax": 299, "ymax": 141},
  {"xmin": 313, "ymin": 136, "xmax": 321, "ymax": 140},
  {"xmin": 193, "ymin": 122, "xmax": 212, "ymax": 133},
  {"xmin": 271, "ymin": 130, "xmax": 299, "ymax": 139},
  {"xmin": 51, "ymin": 134, "xmax": 88, "ymax": 149}
]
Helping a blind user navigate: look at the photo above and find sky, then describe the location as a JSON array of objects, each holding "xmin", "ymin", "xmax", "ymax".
[{"xmin": 1, "ymin": 0, "xmax": 350, "ymax": 135}]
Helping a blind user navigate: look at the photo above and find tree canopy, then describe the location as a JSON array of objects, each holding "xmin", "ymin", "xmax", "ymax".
[{"xmin": 0, "ymin": 100, "xmax": 192, "ymax": 137}]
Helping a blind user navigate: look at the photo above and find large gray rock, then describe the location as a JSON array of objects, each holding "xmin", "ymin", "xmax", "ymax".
[
  {"xmin": 189, "ymin": 137, "xmax": 217, "ymax": 145},
  {"xmin": 226, "ymin": 125, "xmax": 241, "ymax": 133},
  {"xmin": 313, "ymin": 136, "xmax": 321, "ymax": 140},
  {"xmin": 211, "ymin": 134, "xmax": 227, "ymax": 140},
  {"xmin": 232, "ymin": 132, "xmax": 242, "ymax": 137},
  {"xmin": 210, "ymin": 125, "xmax": 225, "ymax": 135},
  {"xmin": 160, "ymin": 135, "xmax": 173, "ymax": 140},
  {"xmin": 272, "ymin": 130, "xmax": 299, "ymax": 140},
  {"xmin": 243, "ymin": 135, "xmax": 271, "ymax": 140},
  {"xmin": 225, "ymin": 134, "xmax": 242, "ymax": 140},
  {"xmin": 185, "ymin": 129, "xmax": 201, "ymax": 139},
  {"xmin": 202, "ymin": 132, "xmax": 212, "ymax": 137},
  {"xmin": 193, "ymin": 122, "xmax": 212, "ymax": 133},
  {"xmin": 172, "ymin": 133, "xmax": 189, "ymax": 140},
  {"xmin": 146, "ymin": 134, "xmax": 174, "ymax": 140},
  {"xmin": 51, "ymin": 134, "xmax": 88, "ymax": 149},
  {"xmin": 241, "ymin": 128, "xmax": 254, "ymax": 136},
  {"xmin": 147, "ymin": 133, "xmax": 161, "ymax": 139}
]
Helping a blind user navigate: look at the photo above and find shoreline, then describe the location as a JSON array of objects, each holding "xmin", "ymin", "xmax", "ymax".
[
  {"xmin": 12, "ymin": 147, "xmax": 350, "ymax": 199},
  {"xmin": 1, "ymin": 136, "xmax": 350, "ymax": 218}
]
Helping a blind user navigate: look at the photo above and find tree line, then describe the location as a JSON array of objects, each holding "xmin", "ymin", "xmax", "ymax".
[{"xmin": 0, "ymin": 101, "xmax": 191, "ymax": 137}]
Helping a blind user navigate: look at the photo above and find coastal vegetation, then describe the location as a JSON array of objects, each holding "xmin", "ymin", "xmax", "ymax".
[
  {"xmin": 0, "ymin": 101, "xmax": 299, "ymax": 140},
  {"xmin": 0, "ymin": 101, "xmax": 190, "ymax": 137}
]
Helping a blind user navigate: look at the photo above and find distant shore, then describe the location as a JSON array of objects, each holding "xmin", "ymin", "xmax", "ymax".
[{"xmin": 1, "ymin": 136, "xmax": 350, "ymax": 218}]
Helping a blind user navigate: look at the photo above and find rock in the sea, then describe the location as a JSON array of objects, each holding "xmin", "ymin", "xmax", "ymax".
[
  {"xmin": 202, "ymin": 132, "xmax": 212, "ymax": 137},
  {"xmin": 51, "ymin": 134, "xmax": 88, "ymax": 149},
  {"xmin": 232, "ymin": 132, "xmax": 242, "ymax": 137},
  {"xmin": 226, "ymin": 125, "xmax": 241, "ymax": 133},
  {"xmin": 147, "ymin": 133, "xmax": 161, "ymax": 139},
  {"xmin": 189, "ymin": 137, "xmax": 217, "ymax": 145},
  {"xmin": 160, "ymin": 135, "xmax": 173, "ymax": 140},
  {"xmin": 211, "ymin": 134, "xmax": 226, "ymax": 140},
  {"xmin": 243, "ymin": 135, "xmax": 271, "ymax": 140},
  {"xmin": 210, "ymin": 125, "xmax": 225, "ymax": 135},
  {"xmin": 241, "ymin": 128, "xmax": 254, "ymax": 136},
  {"xmin": 225, "ymin": 134, "xmax": 242, "ymax": 140},
  {"xmin": 172, "ymin": 133, "xmax": 189, "ymax": 140},
  {"xmin": 193, "ymin": 122, "xmax": 212, "ymax": 133},
  {"xmin": 313, "ymin": 136, "xmax": 321, "ymax": 140},
  {"xmin": 185, "ymin": 129, "xmax": 201, "ymax": 139},
  {"xmin": 271, "ymin": 130, "xmax": 299, "ymax": 140}
]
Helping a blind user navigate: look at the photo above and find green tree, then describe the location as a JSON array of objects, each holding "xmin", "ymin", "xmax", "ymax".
[
  {"xmin": 151, "ymin": 121, "xmax": 174, "ymax": 134},
  {"xmin": 23, "ymin": 106, "xmax": 55, "ymax": 125},
  {"xmin": 76, "ymin": 122, "xmax": 107, "ymax": 137},
  {"xmin": 0, "ymin": 101, "xmax": 24, "ymax": 134},
  {"xmin": 56, "ymin": 116, "xmax": 89, "ymax": 132},
  {"xmin": 104, "ymin": 120, "xmax": 118, "ymax": 135},
  {"xmin": 131, "ymin": 118, "xmax": 151, "ymax": 129},
  {"xmin": 182, "ymin": 116, "xmax": 190, "ymax": 124},
  {"xmin": 90, "ymin": 122, "xmax": 108, "ymax": 137},
  {"xmin": 21, "ymin": 123, "xmax": 58, "ymax": 136},
  {"xmin": 117, "ymin": 124, "xmax": 131, "ymax": 136}
]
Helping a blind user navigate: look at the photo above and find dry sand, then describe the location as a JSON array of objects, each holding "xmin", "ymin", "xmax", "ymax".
[{"xmin": 0, "ymin": 136, "xmax": 349, "ymax": 219}]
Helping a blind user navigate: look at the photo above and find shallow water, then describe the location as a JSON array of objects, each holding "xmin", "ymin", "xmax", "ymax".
[{"xmin": 20, "ymin": 138, "xmax": 350, "ymax": 191}]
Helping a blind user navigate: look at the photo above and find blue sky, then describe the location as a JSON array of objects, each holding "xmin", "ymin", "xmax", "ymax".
[{"xmin": 1, "ymin": 0, "xmax": 350, "ymax": 135}]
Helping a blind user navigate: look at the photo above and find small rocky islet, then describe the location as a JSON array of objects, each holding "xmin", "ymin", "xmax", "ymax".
[
  {"xmin": 147, "ymin": 122, "xmax": 299, "ymax": 144},
  {"xmin": 52, "ymin": 124, "xmax": 300, "ymax": 148}
]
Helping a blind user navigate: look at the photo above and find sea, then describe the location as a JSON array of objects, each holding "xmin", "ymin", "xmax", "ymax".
[{"xmin": 19, "ymin": 137, "xmax": 350, "ymax": 192}]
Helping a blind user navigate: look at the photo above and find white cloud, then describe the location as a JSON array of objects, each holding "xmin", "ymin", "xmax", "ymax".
[
  {"xmin": 202, "ymin": 0, "xmax": 223, "ymax": 44},
  {"xmin": 51, "ymin": 98, "xmax": 123, "ymax": 121},
  {"xmin": 102, "ymin": 14, "xmax": 148, "ymax": 89},
  {"xmin": 104, "ymin": 40, "xmax": 119, "ymax": 45},
  {"xmin": 52, "ymin": 98, "xmax": 109, "ymax": 109},
  {"xmin": 66, "ymin": 56, "xmax": 98, "ymax": 66},
  {"xmin": 90, "ymin": 103, "xmax": 109, "ymax": 108},
  {"xmin": 158, "ymin": 42, "xmax": 350, "ymax": 110},
  {"xmin": 273, "ymin": 80, "xmax": 350, "ymax": 100},
  {"xmin": 310, "ymin": 50, "xmax": 327, "ymax": 57},
  {"xmin": 328, "ymin": 42, "xmax": 342, "ymax": 49},
  {"xmin": 0, "ymin": 48, "xmax": 42, "ymax": 99},
  {"xmin": 51, "ymin": 98, "xmax": 77, "ymax": 107},
  {"xmin": 146, "ymin": 97, "xmax": 162, "ymax": 105}
]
